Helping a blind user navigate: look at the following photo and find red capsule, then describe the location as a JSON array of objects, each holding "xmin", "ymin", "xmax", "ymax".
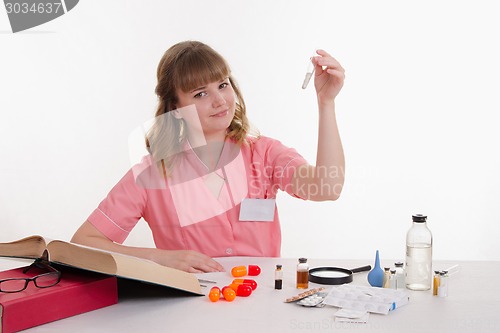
[
  {"xmin": 248, "ymin": 265, "xmax": 261, "ymax": 276},
  {"xmin": 229, "ymin": 283, "xmax": 253, "ymax": 297},
  {"xmin": 221, "ymin": 286, "xmax": 232, "ymax": 294},
  {"xmin": 232, "ymin": 279, "xmax": 258, "ymax": 290},
  {"xmin": 231, "ymin": 265, "xmax": 261, "ymax": 277}
]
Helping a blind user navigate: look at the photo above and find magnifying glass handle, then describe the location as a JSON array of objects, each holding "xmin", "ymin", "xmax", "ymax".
[{"xmin": 350, "ymin": 265, "xmax": 372, "ymax": 273}]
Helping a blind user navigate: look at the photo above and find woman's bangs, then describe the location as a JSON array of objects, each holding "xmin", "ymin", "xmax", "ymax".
[{"xmin": 176, "ymin": 52, "xmax": 230, "ymax": 93}]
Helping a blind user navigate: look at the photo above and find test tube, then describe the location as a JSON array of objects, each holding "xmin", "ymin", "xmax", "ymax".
[{"xmin": 301, "ymin": 56, "xmax": 315, "ymax": 89}]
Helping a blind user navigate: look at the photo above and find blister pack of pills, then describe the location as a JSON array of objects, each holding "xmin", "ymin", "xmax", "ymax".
[
  {"xmin": 296, "ymin": 291, "xmax": 329, "ymax": 307},
  {"xmin": 322, "ymin": 284, "xmax": 409, "ymax": 315},
  {"xmin": 284, "ymin": 287, "xmax": 325, "ymax": 303}
]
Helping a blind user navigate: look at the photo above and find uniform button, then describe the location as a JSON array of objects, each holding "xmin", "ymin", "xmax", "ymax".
[{"xmin": 225, "ymin": 248, "xmax": 233, "ymax": 255}]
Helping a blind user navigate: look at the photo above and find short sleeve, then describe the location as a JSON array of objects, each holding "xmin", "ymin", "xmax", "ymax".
[
  {"xmin": 252, "ymin": 136, "xmax": 308, "ymax": 197},
  {"xmin": 87, "ymin": 168, "xmax": 147, "ymax": 243}
]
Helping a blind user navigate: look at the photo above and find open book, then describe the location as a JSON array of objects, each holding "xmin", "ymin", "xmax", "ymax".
[{"xmin": 0, "ymin": 235, "xmax": 203, "ymax": 295}]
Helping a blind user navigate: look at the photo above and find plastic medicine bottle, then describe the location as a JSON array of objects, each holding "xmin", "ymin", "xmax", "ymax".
[
  {"xmin": 296, "ymin": 258, "xmax": 309, "ymax": 289},
  {"xmin": 405, "ymin": 214, "xmax": 433, "ymax": 290}
]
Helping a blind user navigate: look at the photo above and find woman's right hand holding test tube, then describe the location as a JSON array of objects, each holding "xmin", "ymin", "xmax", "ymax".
[{"xmin": 292, "ymin": 49, "xmax": 346, "ymax": 201}]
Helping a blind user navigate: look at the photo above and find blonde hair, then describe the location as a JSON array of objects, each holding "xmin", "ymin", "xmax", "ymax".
[{"xmin": 146, "ymin": 41, "xmax": 253, "ymax": 175}]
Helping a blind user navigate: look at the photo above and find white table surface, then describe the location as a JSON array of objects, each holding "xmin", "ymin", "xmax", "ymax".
[{"xmin": 1, "ymin": 257, "xmax": 499, "ymax": 333}]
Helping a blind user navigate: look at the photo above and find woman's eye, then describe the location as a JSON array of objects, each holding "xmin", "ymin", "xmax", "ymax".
[
  {"xmin": 194, "ymin": 91, "xmax": 207, "ymax": 98},
  {"xmin": 219, "ymin": 82, "xmax": 229, "ymax": 89}
]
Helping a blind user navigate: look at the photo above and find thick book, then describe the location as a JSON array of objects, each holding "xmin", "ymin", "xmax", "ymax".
[
  {"xmin": 0, "ymin": 235, "xmax": 203, "ymax": 296},
  {"xmin": 0, "ymin": 265, "xmax": 118, "ymax": 333}
]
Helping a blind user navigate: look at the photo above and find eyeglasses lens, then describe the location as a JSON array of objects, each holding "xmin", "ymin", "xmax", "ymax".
[
  {"xmin": 34, "ymin": 273, "xmax": 60, "ymax": 288},
  {"xmin": 0, "ymin": 279, "xmax": 29, "ymax": 293}
]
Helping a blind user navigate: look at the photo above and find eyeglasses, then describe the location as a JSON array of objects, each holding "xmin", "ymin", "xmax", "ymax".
[{"xmin": 0, "ymin": 258, "xmax": 61, "ymax": 293}]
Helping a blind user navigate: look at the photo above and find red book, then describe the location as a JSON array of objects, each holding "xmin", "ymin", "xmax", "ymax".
[{"xmin": 0, "ymin": 265, "xmax": 118, "ymax": 333}]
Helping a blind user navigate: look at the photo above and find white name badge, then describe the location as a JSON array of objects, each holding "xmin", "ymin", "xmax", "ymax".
[{"xmin": 239, "ymin": 198, "xmax": 276, "ymax": 222}]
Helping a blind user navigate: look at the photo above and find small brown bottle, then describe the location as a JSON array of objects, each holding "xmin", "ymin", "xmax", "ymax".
[
  {"xmin": 275, "ymin": 265, "xmax": 283, "ymax": 290},
  {"xmin": 296, "ymin": 258, "xmax": 309, "ymax": 289}
]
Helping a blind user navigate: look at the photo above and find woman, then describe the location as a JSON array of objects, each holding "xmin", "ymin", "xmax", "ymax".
[{"xmin": 72, "ymin": 41, "xmax": 345, "ymax": 273}]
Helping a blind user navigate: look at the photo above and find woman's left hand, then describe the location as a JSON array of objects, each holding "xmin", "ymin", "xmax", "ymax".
[{"xmin": 312, "ymin": 49, "xmax": 345, "ymax": 105}]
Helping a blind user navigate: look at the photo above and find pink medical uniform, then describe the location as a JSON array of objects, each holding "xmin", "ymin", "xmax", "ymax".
[{"xmin": 87, "ymin": 136, "xmax": 307, "ymax": 257}]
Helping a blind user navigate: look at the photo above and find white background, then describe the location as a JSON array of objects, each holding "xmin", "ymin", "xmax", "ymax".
[{"xmin": 1, "ymin": 0, "xmax": 499, "ymax": 261}]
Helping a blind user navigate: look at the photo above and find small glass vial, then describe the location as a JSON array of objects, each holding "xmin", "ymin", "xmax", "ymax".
[
  {"xmin": 433, "ymin": 271, "xmax": 441, "ymax": 296},
  {"xmin": 438, "ymin": 271, "xmax": 448, "ymax": 297},
  {"xmin": 394, "ymin": 262, "xmax": 405, "ymax": 289},
  {"xmin": 296, "ymin": 258, "xmax": 309, "ymax": 289},
  {"xmin": 275, "ymin": 265, "xmax": 283, "ymax": 290},
  {"xmin": 383, "ymin": 267, "xmax": 391, "ymax": 288},
  {"xmin": 389, "ymin": 270, "xmax": 397, "ymax": 289}
]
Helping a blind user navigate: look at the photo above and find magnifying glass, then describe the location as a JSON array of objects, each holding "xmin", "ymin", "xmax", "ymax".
[{"xmin": 309, "ymin": 265, "xmax": 371, "ymax": 285}]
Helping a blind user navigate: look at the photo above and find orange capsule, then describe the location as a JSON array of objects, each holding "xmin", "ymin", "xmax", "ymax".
[
  {"xmin": 208, "ymin": 287, "xmax": 221, "ymax": 302},
  {"xmin": 232, "ymin": 278, "xmax": 258, "ymax": 290},
  {"xmin": 229, "ymin": 283, "xmax": 252, "ymax": 297},
  {"xmin": 222, "ymin": 287, "xmax": 236, "ymax": 302},
  {"xmin": 231, "ymin": 266, "xmax": 247, "ymax": 277}
]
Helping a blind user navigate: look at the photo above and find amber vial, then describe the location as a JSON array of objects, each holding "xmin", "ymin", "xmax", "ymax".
[
  {"xmin": 296, "ymin": 258, "xmax": 309, "ymax": 289},
  {"xmin": 433, "ymin": 271, "xmax": 440, "ymax": 296}
]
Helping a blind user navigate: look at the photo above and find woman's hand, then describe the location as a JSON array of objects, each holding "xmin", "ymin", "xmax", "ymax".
[
  {"xmin": 148, "ymin": 248, "xmax": 225, "ymax": 273},
  {"xmin": 312, "ymin": 49, "xmax": 345, "ymax": 106},
  {"xmin": 72, "ymin": 220, "xmax": 225, "ymax": 274}
]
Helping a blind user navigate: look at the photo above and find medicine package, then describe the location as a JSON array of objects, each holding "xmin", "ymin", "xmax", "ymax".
[
  {"xmin": 322, "ymin": 284, "xmax": 409, "ymax": 315},
  {"xmin": 296, "ymin": 292, "xmax": 328, "ymax": 307}
]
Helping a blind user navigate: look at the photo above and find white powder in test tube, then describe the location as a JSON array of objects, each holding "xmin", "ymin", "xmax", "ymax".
[
  {"xmin": 302, "ymin": 72, "xmax": 314, "ymax": 89},
  {"xmin": 301, "ymin": 56, "xmax": 315, "ymax": 89}
]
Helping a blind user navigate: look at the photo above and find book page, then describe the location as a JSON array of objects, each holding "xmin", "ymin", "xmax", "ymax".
[
  {"xmin": 0, "ymin": 235, "xmax": 48, "ymax": 259},
  {"xmin": 113, "ymin": 254, "xmax": 203, "ymax": 295},
  {"xmin": 46, "ymin": 240, "xmax": 203, "ymax": 295},
  {"xmin": 46, "ymin": 241, "xmax": 118, "ymax": 275}
]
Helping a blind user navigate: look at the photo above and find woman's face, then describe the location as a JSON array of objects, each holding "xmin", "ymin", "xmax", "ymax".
[{"xmin": 175, "ymin": 77, "xmax": 236, "ymax": 141}]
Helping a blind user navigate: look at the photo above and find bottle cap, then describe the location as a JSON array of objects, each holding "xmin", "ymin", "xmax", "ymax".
[
  {"xmin": 276, "ymin": 264, "xmax": 282, "ymax": 269},
  {"xmin": 395, "ymin": 262, "xmax": 404, "ymax": 267},
  {"xmin": 412, "ymin": 214, "xmax": 427, "ymax": 222},
  {"xmin": 299, "ymin": 258, "xmax": 308, "ymax": 263}
]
